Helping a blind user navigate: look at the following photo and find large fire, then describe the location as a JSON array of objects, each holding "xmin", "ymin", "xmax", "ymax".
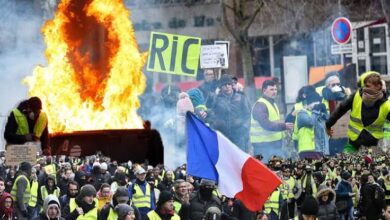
[{"xmin": 24, "ymin": 0, "xmax": 147, "ymax": 133}]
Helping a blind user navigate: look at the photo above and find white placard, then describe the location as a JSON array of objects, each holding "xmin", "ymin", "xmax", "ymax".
[
  {"xmin": 373, "ymin": 38, "xmax": 381, "ymax": 44},
  {"xmin": 200, "ymin": 45, "xmax": 228, "ymax": 69},
  {"xmin": 331, "ymin": 44, "xmax": 352, "ymax": 54}
]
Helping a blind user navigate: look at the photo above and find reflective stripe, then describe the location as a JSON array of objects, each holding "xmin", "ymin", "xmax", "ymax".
[
  {"xmin": 11, "ymin": 175, "xmax": 31, "ymax": 204},
  {"xmin": 12, "ymin": 109, "xmax": 29, "ymax": 135},
  {"xmin": 348, "ymin": 125, "xmax": 360, "ymax": 135},
  {"xmin": 349, "ymin": 116, "xmax": 362, "ymax": 124},
  {"xmin": 250, "ymin": 98, "xmax": 283, "ymax": 143},
  {"xmin": 28, "ymin": 180, "xmax": 39, "ymax": 207},
  {"xmin": 133, "ymin": 184, "xmax": 152, "ymax": 209},
  {"xmin": 385, "ymin": 183, "xmax": 390, "ymax": 200}
]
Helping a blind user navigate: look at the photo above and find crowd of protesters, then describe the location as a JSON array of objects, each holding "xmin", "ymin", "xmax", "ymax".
[
  {"xmin": 3, "ymin": 69, "xmax": 390, "ymax": 220},
  {"xmin": 0, "ymin": 150, "xmax": 388, "ymax": 220}
]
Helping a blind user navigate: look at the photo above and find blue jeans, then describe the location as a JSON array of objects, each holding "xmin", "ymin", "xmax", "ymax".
[{"xmin": 252, "ymin": 140, "xmax": 284, "ymax": 163}]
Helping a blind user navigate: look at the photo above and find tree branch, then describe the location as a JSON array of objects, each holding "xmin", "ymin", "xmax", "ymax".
[
  {"xmin": 221, "ymin": 0, "xmax": 243, "ymax": 45},
  {"xmin": 243, "ymin": 0, "xmax": 264, "ymax": 31}
]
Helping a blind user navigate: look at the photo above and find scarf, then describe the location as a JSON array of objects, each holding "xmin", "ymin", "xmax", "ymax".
[{"xmin": 362, "ymin": 88, "xmax": 383, "ymax": 106}]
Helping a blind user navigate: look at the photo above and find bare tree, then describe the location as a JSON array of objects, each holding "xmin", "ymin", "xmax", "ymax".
[
  {"xmin": 381, "ymin": 0, "xmax": 390, "ymax": 37},
  {"xmin": 220, "ymin": 0, "xmax": 264, "ymax": 101}
]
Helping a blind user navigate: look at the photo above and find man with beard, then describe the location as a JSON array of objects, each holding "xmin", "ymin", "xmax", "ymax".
[
  {"xmin": 189, "ymin": 179, "xmax": 221, "ymax": 220},
  {"xmin": 59, "ymin": 181, "xmax": 79, "ymax": 212},
  {"xmin": 129, "ymin": 168, "xmax": 156, "ymax": 220},
  {"xmin": 62, "ymin": 184, "xmax": 98, "ymax": 220}
]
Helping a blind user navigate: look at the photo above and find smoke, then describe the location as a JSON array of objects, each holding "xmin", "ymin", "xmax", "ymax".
[{"xmin": 0, "ymin": 0, "xmax": 47, "ymax": 149}]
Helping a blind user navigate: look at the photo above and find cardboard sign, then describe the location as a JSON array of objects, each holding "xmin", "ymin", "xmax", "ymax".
[
  {"xmin": 147, "ymin": 32, "xmax": 201, "ymax": 77},
  {"xmin": 5, "ymin": 145, "xmax": 37, "ymax": 167},
  {"xmin": 200, "ymin": 45, "xmax": 228, "ymax": 69}
]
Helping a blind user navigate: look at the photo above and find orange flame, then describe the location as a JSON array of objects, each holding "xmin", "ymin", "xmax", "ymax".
[{"xmin": 24, "ymin": 0, "xmax": 147, "ymax": 133}]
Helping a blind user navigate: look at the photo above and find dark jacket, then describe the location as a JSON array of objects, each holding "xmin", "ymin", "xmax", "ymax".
[
  {"xmin": 359, "ymin": 183, "xmax": 382, "ymax": 220},
  {"xmin": 326, "ymin": 90, "xmax": 390, "ymax": 148},
  {"xmin": 316, "ymin": 187, "xmax": 339, "ymax": 220},
  {"xmin": 189, "ymin": 192, "xmax": 221, "ymax": 220},
  {"xmin": 335, "ymin": 180, "xmax": 353, "ymax": 212},
  {"xmin": 62, "ymin": 197, "xmax": 96, "ymax": 220},
  {"xmin": 209, "ymin": 91, "xmax": 251, "ymax": 149},
  {"xmin": 231, "ymin": 199, "xmax": 256, "ymax": 220}
]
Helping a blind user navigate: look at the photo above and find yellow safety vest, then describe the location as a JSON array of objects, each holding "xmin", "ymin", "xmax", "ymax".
[
  {"xmin": 302, "ymin": 175, "xmax": 317, "ymax": 196},
  {"xmin": 107, "ymin": 207, "xmax": 118, "ymax": 220},
  {"xmin": 133, "ymin": 183, "xmax": 152, "ymax": 209},
  {"xmin": 292, "ymin": 102, "xmax": 304, "ymax": 141},
  {"xmin": 69, "ymin": 198, "xmax": 98, "ymax": 220},
  {"xmin": 40, "ymin": 186, "xmax": 60, "ymax": 201},
  {"xmin": 347, "ymin": 92, "xmax": 390, "ymax": 141},
  {"xmin": 12, "ymin": 109, "xmax": 48, "ymax": 138},
  {"xmin": 28, "ymin": 180, "xmax": 39, "ymax": 207},
  {"xmin": 33, "ymin": 112, "xmax": 48, "ymax": 138},
  {"xmin": 264, "ymin": 189, "xmax": 280, "ymax": 215},
  {"xmin": 11, "ymin": 175, "xmax": 31, "ymax": 204},
  {"xmin": 250, "ymin": 98, "xmax": 283, "ymax": 143},
  {"xmin": 173, "ymin": 200, "xmax": 182, "ymax": 213},
  {"xmin": 296, "ymin": 109, "xmax": 315, "ymax": 153},
  {"xmin": 384, "ymin": 182, "xmax": 390, "ymax": 200},
  {"xmin": 13, "ymin": 109, "xmax": 29, "ymax": 135},
  {"xmin": 281, "ymin": 177, "xmax": 295, "ymax": 200},
  {"xmin": 147, "ymin": 210, "xmax": 180, "ymax": 220},
  {"xmin": 326, "ymin": 168, "xmax": 337, "ymax": 181}
]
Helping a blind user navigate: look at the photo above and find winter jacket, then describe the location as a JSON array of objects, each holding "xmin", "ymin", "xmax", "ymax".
[
  {"xmin": 316, "ymin": 187, "xmax": 339, "ymax": 220},
  {"xmin": 189, "ymin": 192, "xmax": 221, "ymax": 220},
  {"xmin": 359, "ymin": 183, "xmax": 382, "ymax": 220},
  {"xmin": 335, "ymin": 180, "xmax": 353, "ymax": 211},
  {"xmin": 209, "ymin": 91, "xmax": 251, "ymax": 149}
]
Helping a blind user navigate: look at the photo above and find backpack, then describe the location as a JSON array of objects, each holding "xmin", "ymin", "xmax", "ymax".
[{"xmin": 372, "ymin": 183, "xmax": 385, "ymax": 208}]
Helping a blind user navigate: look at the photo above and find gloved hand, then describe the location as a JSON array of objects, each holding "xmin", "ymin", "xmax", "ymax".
[{"xmin": 21, "ymin": 209, "xmax": 28, "ymax": 217}]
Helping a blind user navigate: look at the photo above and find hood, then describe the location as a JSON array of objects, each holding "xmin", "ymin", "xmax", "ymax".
[
  {"xmin": 316, "ymin": 186, "xmax": 335, "ymax": 203},
  {"xmin": 43, "ymin": 195, "xmax": 61, "ymax": 219},
  {"xmin": 45, "ymin": 175, "xmax": 57, "ymax": 188},
  {"xmin": 0, "ymin": 192, "xmax": 13, "ymax": 216}
]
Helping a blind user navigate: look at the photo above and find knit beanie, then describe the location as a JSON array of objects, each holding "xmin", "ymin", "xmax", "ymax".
[
  {"xmin": 19, "ymin": 162, "xmax": 32, "ymax": 176},
  {"xmin": 176, "ymin": 92, "xmax": 194, "ymax": 116},
  {"xmin": 300, "ymin": 195, "xmax": 319, "ymax": 216},
  {"xmin": 187, "ymin": 88, "xmax": 205, "ymax": 107},
  {"xmin": 157, "ymin": 191, "xmax": 174, "ymax": 207},
  {"xmin": 218, "ymin": 74, "xmax": 233, "ymax": 88},
  {"xmin": 341, "ymin": 171, "xmax": 352, "ymax": 180},
  {"xmin": 79, "ymin": 184, "xmax": 96, "ymax": 198},
  {"xmin": 114, "ymin": 187, "xmax": 129, "ymax": 203},
  {"xmin": 115, "ymin": 204, "xmax": 134, "ymax": 220}
]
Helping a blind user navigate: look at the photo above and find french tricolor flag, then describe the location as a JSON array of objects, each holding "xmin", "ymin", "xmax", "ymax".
[{"xmin": 186, "ymin": 112, "xmax": 282, "ymax": 212}]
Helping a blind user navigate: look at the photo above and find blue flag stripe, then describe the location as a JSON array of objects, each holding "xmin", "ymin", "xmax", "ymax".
[{"xmin": 186, "ymin": 112, "xmax": 219, "ymax": 182}]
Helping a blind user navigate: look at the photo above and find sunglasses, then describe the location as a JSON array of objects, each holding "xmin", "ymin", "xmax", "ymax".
[{"xmin": 330, "ymin": 83, "xmax": 341, "ymax": 87}]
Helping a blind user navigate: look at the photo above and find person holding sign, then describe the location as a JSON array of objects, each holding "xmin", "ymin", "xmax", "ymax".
[{"xmin": 4, "ymin": 97, "xmax": 50, "ymax": 155}]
